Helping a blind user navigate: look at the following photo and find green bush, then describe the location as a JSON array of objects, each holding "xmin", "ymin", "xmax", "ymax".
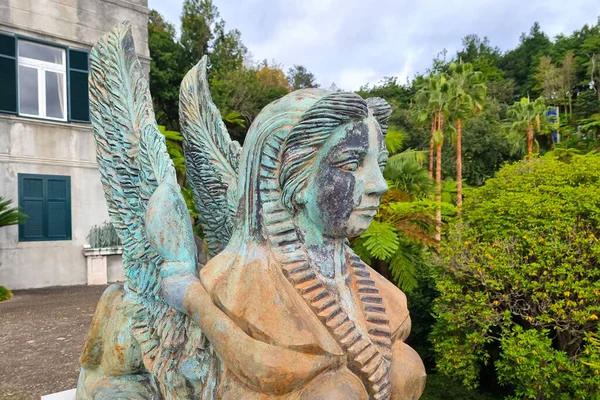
[
  {"xmin": 0, "ymin": 286, "xmax": 13, "ymax": 301},
  {"xmin": 432, "ymin": 153, "xmax": 600, "ymax": 399}
]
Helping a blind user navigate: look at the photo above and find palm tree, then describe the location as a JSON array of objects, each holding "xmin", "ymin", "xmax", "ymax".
[
  {"xmin": 448, "ymin": 62, "xmax": 486, "ymax": 211},
  {"xmin": 505, "ymin": 97, "xmax": 547, "ymax": 161},
  {"xmin": 416, "ymin": 73, "xmax": 451, "ymax": 241},
  {"xmin": 0, "ymin": 197, "xmax": 26, "ymax": 228}
]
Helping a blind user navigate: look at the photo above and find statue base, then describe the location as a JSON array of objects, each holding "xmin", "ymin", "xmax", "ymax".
[{"xmin": 41, "ymin": 388, "xmax": 76, "ymax": 400}]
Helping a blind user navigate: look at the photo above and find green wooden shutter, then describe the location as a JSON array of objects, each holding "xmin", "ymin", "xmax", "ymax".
[
  {"xmin": 19, "ymin": 175, "xmax": 45, "ymax": 241},
  {"xmin": 19, "ymin": 174, "xmax": 71, "ymax": 241},
  {"xmin": 68, "ymin": 48, "xmax": 89, "ymax": 122},
  {"xmin": 46, "ymin": 176, "xmax": 71, "ymax": 240},
  {"xmin": 0, "ymin": 32, "xmax": 17, "ymax": 114}
]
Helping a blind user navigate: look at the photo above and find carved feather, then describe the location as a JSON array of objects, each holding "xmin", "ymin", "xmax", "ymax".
[
  {"xmin": 89, "ymin": 22, "xmax": 210, "ymax": 396},
  {"xmin": 180, "ymin": 56, "xmax": 241, "ymax": 256}
]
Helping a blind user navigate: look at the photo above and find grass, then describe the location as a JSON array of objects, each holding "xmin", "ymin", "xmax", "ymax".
[{"xmin": 0, "ymin": 285, "xmax": 13, "ymax": 301}]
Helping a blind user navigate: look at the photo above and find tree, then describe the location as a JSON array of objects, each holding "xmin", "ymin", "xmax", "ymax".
[
  {"xmin": 432, "ymin": 154, "xmax": 600, "ymax": 398},
  {"xmin": 415, "ymin": 73, "xmax": 451, "ymax": 240},
  {"xmin": 209, "ymin": 23, "xmax": 247, "ymax": 79},
  {"xmin": 180, "ymin": 0, "xmax": 220, "ymax": 66},
  {"xmin": 534, "ymin": 56, "xmax": 563, "ymax": 106},
  {"xmin": 562, "ymin": 50, "xmax": 576, "ymax": 118},
  {"xmin": 257, "ymin": 61, "xmax": 290, "ymax": 89},
  {"xmin": 499, "ymin": 22, "xmax": 552, "ymax": 97},
  {"xmin": 286, "ymin": 64, "xmax": 319, "ymax": 90},
  {"xmin": 447, "ymin": 62, "xmax": 486, "ymax": 210},
  {"xmin": 148, "ymin": 10, "xmax": 187, "ymax": 129},
  {"xmin": 0, "ymin": 197, "xmax": 26, "ymax": 228},
  {"xmin": 505, "ymin": 96, "xmax": 548, "ymax": 160},
  {"xmin": 442, "ymin": 98, "xmax": 516, "ymax": 187},
  {"xmin": 357, "ymin": 77, "xmax": 414, "ymax": 129},
  {"xmin": 586, "ymin": 53, "xmax": 600, "ymax": 104}
]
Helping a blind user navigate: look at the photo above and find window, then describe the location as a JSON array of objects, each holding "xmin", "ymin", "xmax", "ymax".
[
  {"xmin": 0, "ymin": 32, "xmax": 90, "ymax": 123},
  {"xmin": 18, "ymin": 41, "xmax": 67, "ymax": 120},
  {"xmin": 19, "ymin": 174, "xmax": 71, "ymax": 242}
]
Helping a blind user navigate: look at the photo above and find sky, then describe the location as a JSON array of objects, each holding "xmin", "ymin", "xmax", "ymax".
[{"xmin": 148, "ymin": 0, "xmax": 599, "ymax": 91}]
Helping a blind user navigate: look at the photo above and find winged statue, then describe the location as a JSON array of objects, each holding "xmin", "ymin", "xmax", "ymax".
[{"xmin": 76, "ymin": 21, "xmax": 426, "ymax": 400}]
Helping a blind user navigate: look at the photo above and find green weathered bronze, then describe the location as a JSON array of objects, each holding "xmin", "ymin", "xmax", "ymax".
[{"xmin": 76, "ymin": 21, "xmax": 426, "ymax": 400}]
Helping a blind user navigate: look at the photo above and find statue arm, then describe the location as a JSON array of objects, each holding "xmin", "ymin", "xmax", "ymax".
[
  {"xmin": 147, "ymin": 182, "xmax": 337, "ymax": 395},
  {"xmin": 183, "ymin": 280, "xmax": 338, "ymax": 394}
]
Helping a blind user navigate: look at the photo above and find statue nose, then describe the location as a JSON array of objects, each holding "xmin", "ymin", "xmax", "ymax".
[{"xmin": 364, "ymin": 170, "xmax": 388, "ymax": 196}]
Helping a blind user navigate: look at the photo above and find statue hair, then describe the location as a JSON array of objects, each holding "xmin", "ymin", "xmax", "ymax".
[{"xmin": 279, "ymin": 92, "xmax": 391, "ymax": 211}]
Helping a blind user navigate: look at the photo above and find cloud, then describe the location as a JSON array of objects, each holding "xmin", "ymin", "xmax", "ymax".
[{"xmin": 149, "ymin": 0, "xmax": 599, "ymax": 90}]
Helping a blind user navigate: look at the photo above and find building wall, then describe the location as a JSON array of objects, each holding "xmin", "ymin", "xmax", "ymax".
[
  {"xmin": 0, "ymin": 0, "xmax": 150, "ymax": 67},
  {"xmin": 0, "ymin": 0, "xmax": 149, "ymax": 289}
]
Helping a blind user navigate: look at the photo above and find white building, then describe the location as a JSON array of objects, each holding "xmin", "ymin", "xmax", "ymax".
[{"xmin": 0, "ymin": 0, "xmax": 150, "ymax": 289}]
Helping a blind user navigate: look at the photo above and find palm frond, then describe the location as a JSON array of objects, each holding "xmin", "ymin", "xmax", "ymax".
[
  {"xmin": 388, "ymin": 242, "xmax": 422, "ymax": 292},
  {"xmin": 360, "ymin": 220, "xmax": 399, "ymax": 261},
  {"xmin": 0, "ymin": 197, "xmax": 27, "ymax": 228},
  {"xmin": 385, "ymin": 128, "xmax": 407, "ymax": 155}
]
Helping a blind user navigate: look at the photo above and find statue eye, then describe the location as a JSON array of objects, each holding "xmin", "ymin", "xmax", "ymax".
[
  {"xmin": 337, "ymin": 160, "xmax": 359, "ymax": 172},
  {"xmin": 379, "ymin": 162, "xmax": 387, "ymax": 173}
]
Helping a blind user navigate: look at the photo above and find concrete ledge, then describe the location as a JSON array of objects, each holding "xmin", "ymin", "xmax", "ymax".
[
  {"xmin": 41, "ymin": 388, "xmax": 76, "ymax": 400},
  {"xmin": 82, "ymin": 245, "xmax": 124, "ymax": 257}
]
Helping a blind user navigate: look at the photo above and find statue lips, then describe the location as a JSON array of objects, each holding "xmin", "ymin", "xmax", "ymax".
[{"xmin": 354, "ymin": 205, "xmax": 379, "ymax": 219}]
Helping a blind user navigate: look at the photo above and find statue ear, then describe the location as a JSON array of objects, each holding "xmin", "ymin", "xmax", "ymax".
[{"xmin": 295, "ymin": 188, "xmax": 308, "ymax": 206}]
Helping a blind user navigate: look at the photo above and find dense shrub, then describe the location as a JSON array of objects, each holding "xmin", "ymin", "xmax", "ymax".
[
  {"xmin": 432, "ymin": 154, "xmax": 600, "ymax": 399},
  {"xmin": 0, "ymin": 285, "xmax": 13, "ymax": 302}
]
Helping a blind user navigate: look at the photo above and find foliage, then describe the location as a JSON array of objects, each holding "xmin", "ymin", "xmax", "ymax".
[
  {"xmin": 180, "ymin": 0, "xmax": 220, "ymax": 64},
  {"xmin": 287, "ymin": 64, "xmax": 319, "ymax": 90},
  {"xmin": 504, "ymin": 96, "xmax": 554, "ymax": 157},
  {"xmin": 432, "ymin": 153, "xmax": 600, "ymax": 398},
  {"xmin": 87, "ymin": 221, "xmax": 122, "ymax": 248},
  {"xmin": 157, "ymin": 126, "xmax": 198, "ymax": 220},
  {"xmin": 148, "ymin": 11, "xmax": 187, "ymax": 130},
  {"xmin": 0, "ymin": 286, "xmax": 12, "ymax": 302},
  {"xmin": 0, "ymin": 196, "xmax": 26, "ymax": 228},
  {"xmin": 498, "ymin": 22, "xmax": 552, "ymax": 98},
  {"xmin": 421, "ymin": 373, "xmax": 502, "ymax": 400}
]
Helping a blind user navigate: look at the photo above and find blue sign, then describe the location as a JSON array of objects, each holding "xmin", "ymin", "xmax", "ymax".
[{"xmin": 546, "ymin": 108, "xmax": 559, "ymax": 143}]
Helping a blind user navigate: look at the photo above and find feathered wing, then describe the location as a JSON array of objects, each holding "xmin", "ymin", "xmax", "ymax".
[
  {"xmin": 89, "ymin": 22, "xmax": 217, "ymax": 397},
  {"xmin": 179, "ymin": 56, "xmax": 241, "ymax": 256}
]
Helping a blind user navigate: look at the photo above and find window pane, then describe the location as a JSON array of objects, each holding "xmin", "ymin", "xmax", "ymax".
[
  {"xmin": 18, "ymin": 65, "xmax": 39, "ymax": 116},
  {"xmin": 45, "ymin": 71, "xmax": 65, "ymax": 119},
  {"xmin": 19, "ymin": 41, "xmax": 63, "ymax": 64}
]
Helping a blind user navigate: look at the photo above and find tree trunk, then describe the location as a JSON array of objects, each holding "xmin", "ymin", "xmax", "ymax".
[
  {"xmin": 456, "ymin": 118, "xmax": 463, "ymax": 213},
  {"xmin": 429, "ymin": 114, "xmax": 436, "ymax": 178},
  {"xmin": 435, "ymin": 112, "xmax": 443, "ymax": 242},
  {"xmin": 569, "ymin": 95, "xmax": 573, "ymax": 119},
  {"xmin": 527, "ymin": 123, "xmax": 534, "ymax": 161},
  {"xmin": 375, "ymin": 259, "xmax": 389, "ymax": 280}
]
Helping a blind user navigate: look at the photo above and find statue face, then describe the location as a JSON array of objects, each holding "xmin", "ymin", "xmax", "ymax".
[{"xmin": 300, "ymin": 117, "xmax": 388, "ymax": 238}]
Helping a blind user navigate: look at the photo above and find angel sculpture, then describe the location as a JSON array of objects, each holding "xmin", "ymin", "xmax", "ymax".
[{"xmin": 76, "ymin": 22, "xmax": 426, "ymax": 400}]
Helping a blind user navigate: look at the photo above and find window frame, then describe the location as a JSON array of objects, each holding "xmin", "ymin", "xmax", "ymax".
[
  {"xmin": 18, "ymin": 173, "xmax": 72, "ymax": 242},
  {"xmin": 17, "ymin": 40, "xmax": 68, "ymax": 122}
]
